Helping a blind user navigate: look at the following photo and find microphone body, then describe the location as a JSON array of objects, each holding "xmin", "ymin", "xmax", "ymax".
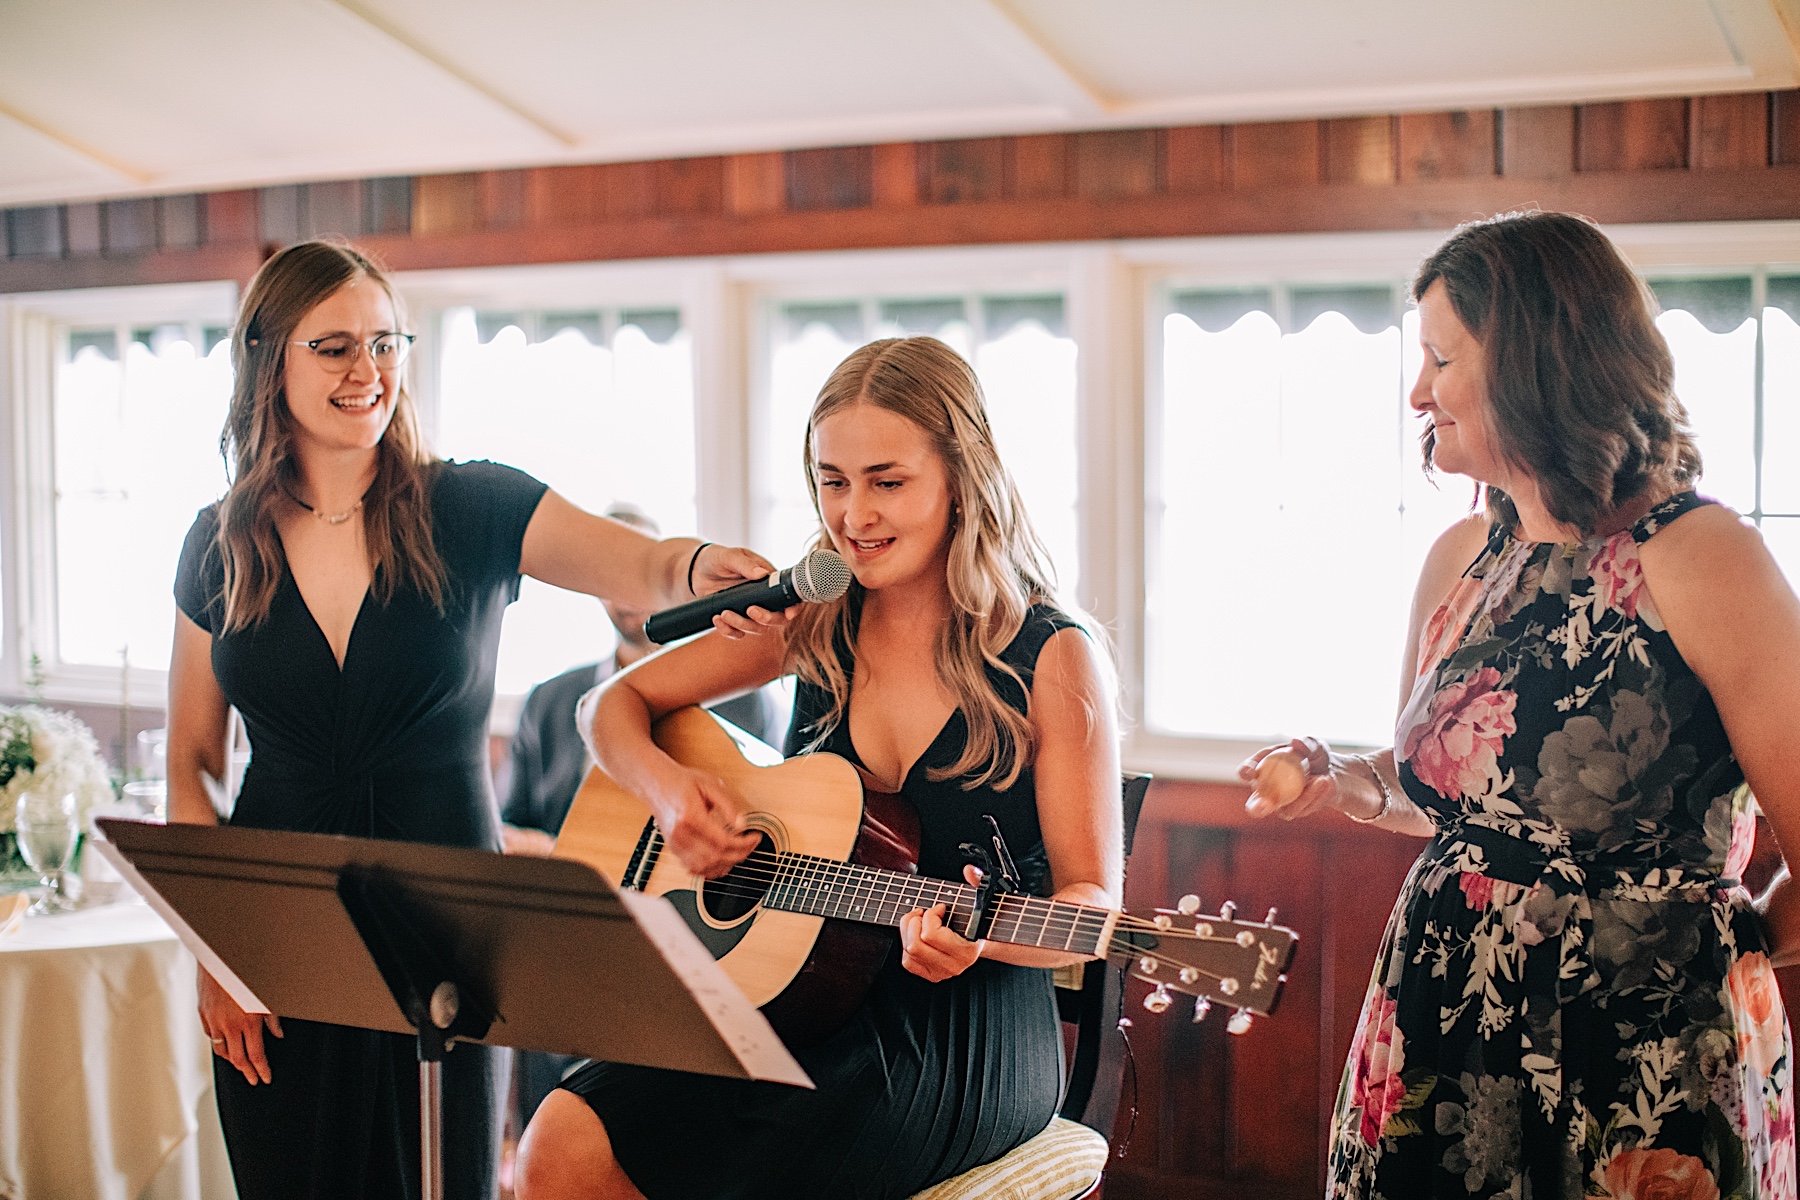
[{"xmin": 643, "ymin": 549, "xmax": 853, "ymax": 644}]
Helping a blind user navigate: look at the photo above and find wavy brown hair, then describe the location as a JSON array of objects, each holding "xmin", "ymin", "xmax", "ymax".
[
  {"xmin": 215, "ymin": 240, "xmax": 444, "ymax": 632},
  {"xmin": 785, "ymin": 336, "xmax": 1060, "ymax": 792},
  {"xmin": 1412, "ymin": 210, "xmax": 1701, "ymax": 535}
]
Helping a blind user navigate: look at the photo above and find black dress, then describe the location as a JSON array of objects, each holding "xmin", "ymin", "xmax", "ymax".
[
  {"xmin": 560, "ymin": 604, "xmax": 1078, "ymax": 1200},
  {"xmin": 173, "ymin": 460, "xmax": 548, "ymax": 1200}
]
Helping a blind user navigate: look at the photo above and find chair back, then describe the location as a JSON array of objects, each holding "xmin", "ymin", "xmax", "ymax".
[{"xmin": 1054, "ymin": 771, "xmax": 1150, "ymax": 1136}]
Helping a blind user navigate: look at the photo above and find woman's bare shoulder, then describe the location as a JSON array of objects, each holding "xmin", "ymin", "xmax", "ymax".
[{"xmin": 1416, "ymin": 513, "xmax": 1490, "ymax": 595}]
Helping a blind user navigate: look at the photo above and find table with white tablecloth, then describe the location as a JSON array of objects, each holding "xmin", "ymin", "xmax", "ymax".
[{"xmin": 0, "ymin": 902, "xmax": 237, "ymax": 1200}]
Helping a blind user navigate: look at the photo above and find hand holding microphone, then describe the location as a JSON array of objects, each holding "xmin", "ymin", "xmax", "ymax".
[{"xmin": 644, "ymin": 548, "xmax": 854, "ymax": 643}]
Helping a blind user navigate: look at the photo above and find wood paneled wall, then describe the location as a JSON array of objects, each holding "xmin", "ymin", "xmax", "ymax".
[
  {"xmin": 1104, "ymin": 781, "xmax": 1420, "ymax": 1199},
  {"xmin": 4, "ymin": 90, "xmax": 1800, "ymax": 293}
]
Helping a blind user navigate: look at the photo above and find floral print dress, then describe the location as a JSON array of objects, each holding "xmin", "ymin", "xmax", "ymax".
[{"xmin": 1331, "ymin": 493, "xmax": 1795, "ymax": 1200}]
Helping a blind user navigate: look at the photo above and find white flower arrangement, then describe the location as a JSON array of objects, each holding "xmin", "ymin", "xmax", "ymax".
[{"xmin": 0, "ymin": 705, "xmax": 114, "ymax": 835}]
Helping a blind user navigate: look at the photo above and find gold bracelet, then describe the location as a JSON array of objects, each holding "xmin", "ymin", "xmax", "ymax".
[{"xmin": 1345, "ymin": 754, "xmax": 1394, "ymax": 825}]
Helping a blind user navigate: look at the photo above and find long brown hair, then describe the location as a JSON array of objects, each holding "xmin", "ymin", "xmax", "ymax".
[
  {"xmin": 1412, "ymin": 210, "xmax": 1701, "ymax": 535},
  {"xmin": 784, "ymin": 336, "xmax": 1059, "ymax": 792},
  {"xmin": 216, "ymin": 240, "xmax": 444, "ymax": 632}
]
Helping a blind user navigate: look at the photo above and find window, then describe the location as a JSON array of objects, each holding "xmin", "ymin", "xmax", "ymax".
[
  {"xmin": 1646, "ymin": 273, "xmax": 1800, "ymax": 584},
  {"xmin": 430, "ymin": 304, "xmax": 697, "ymax": 696},
  {"xmin": 759, "ymin": 292, "xmax": 1081, "ymax": 583},
  {"xmin": 4, "ymin": 283, "xmax": 237, "ymax": 701},
  {"xmin": 1146, "ymin": 281, "xmax": 1467, "ymax": 747}
]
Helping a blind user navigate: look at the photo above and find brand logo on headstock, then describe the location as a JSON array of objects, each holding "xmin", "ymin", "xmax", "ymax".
[{"xmin": 1253, "ymin": 940, "xmax": 1284, "ymax": 990}]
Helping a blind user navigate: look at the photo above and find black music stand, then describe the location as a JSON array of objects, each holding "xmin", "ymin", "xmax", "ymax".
[{"xmin": 93, "ymin": 819, "xmax": 809, "ymax": 1200}]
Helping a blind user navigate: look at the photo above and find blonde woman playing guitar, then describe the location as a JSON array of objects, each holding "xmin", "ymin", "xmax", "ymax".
[{"xmin": 515, "ymin": 336, "xmax": 1122, "ymax": 1200}]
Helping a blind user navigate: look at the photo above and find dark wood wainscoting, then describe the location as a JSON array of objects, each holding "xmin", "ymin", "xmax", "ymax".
[{"xmin": 1102, "ymin": 780, "xmax": 1418, "ymax": 1198}]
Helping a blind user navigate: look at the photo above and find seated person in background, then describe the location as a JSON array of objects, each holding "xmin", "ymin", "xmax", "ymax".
[
  {"xmin": 502, "ymin": 502, "xmax": 787, "ymax": 1129},
  {"xmin": 501, "ymin": 503, "xmax": 787, "ymax": 858},
  {"xmin": 513, "ymin": 335, "xmax": 1122, "ymax": 1200}
]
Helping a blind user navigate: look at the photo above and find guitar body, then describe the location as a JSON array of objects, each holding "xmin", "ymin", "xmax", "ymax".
[{"xmin": 555, "ymin": 707, "xmax": 921, "ymax": 1040}]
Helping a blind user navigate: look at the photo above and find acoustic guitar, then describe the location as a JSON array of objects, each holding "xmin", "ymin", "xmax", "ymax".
[{"xmin": 554, "ymin": 707, "xmax": 1297, "ymax": 1040}]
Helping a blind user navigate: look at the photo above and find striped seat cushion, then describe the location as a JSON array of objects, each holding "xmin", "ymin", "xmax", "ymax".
[{"xmin": 909, "ymin": 1117, "xmax": 1109, "ymax": 1200}]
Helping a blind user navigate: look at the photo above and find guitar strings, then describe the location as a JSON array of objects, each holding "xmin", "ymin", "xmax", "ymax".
[
  {"xmin": 676, "ymin": 858, "xmax": 1274, "ymax": 946},
  {"xmin": 650, "ymin": 845, "xmax": 1279, "ymax": 948},
  {"xmin": 667, "ymin": 847, "xmax": 1111, "ymax": 946},
  {"xmin": 627, "ymin": 836, "xmax": 1284, "ymax": 996},
  {"xmin": 637, "ymin": 845, "xmax": 1281, "ymax": 985}
]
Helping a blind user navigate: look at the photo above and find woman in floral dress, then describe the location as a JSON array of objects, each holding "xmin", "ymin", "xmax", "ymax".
[{"xmin": 1242, "ymin": 211, "xmax": 1798, "ymax": 1199}]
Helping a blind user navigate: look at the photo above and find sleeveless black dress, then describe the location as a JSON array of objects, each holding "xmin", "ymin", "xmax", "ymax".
[
  {"xmin": 173, "ymin": 459, "xmax": 548, "ymax": 1200},
  {"xmin": 560, "ymin": 604, "xmax": 1079, "ymax": 1199}
]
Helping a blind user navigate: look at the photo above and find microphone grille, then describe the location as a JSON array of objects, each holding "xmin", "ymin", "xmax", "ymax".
[{"xmin": 793, "ymin": 549, "xmax": 853, "ymax": 604}]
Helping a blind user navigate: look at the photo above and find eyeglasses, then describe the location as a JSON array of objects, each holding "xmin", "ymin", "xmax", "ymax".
[{"xmin": 288, "ymin": 332, "xmax": 416, "ymax": 373}]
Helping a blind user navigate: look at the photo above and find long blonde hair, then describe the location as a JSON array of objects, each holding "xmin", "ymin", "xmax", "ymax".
[
  {"xmin": 215, "ymin": 240, "xmax": 445, "ymax": 633},
  {"xmin": 785, "ymin": 336, "xmax": 1058, "ymax": 791}
]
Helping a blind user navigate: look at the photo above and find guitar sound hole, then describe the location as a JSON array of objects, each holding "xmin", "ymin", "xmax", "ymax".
[{"xmin": 700, "ymin": 831, "xmax": 776, "ymax": 925}]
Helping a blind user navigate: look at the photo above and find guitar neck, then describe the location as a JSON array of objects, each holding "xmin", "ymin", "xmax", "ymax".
[{"xmin": 765, "ymin": 852, "xmax": 1116, "ymax": 956}]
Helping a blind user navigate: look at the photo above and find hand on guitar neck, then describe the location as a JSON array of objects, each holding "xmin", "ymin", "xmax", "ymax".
[{"xmin": 898, "ymin": 863, "xmax": 989, "ymax": 983}]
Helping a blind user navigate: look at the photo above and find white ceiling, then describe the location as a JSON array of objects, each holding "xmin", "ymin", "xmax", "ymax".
[{"xmin": 3, "ymin": 0, "xmax": 1798, "ymax": 208}]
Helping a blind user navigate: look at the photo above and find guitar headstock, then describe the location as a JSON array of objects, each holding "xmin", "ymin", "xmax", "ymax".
[{"xmin": 1106, "ymin": 897, "xmax": 1297, "ymax": 1033}]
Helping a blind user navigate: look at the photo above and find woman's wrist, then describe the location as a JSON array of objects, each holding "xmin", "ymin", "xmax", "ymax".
[
  {"xmin": 685, "ymin": 541, "xmax": 713, "ymax": 596},
  {"xmin": 1340, "ymin": 753, "xmax": 1394, "ymax": 825}
]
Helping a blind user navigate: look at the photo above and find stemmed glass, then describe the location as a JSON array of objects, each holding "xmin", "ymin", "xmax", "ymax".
[{"xmin": 15, "ymin": 789, "xmax": 79, "ymax": 915}]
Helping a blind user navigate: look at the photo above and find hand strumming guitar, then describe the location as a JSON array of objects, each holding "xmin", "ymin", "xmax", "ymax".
[{"xmin": 642, "ymin": 761, "xmax": 761, "ymax": 878}]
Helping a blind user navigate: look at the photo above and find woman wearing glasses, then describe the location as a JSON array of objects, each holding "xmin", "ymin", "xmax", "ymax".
[{"xmin": 165, "ymin": 239, "xmax": 777, "ymax": 1200}]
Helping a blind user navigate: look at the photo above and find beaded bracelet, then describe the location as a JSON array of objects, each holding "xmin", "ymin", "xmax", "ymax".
[
  {"xmin": 1346, "ymin": 753, "xmax": 1395, "ymax": 825},
  {"xmin": 685, "ymin": 542, "xmax": 713, "ymax": 596}
]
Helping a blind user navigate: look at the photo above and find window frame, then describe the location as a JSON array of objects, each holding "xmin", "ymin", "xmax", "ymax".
[{"xmin": 1, "ymin": 280, "xmax": 238, "ymax": 707}]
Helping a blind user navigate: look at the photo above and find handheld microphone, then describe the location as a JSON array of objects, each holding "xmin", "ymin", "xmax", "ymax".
[{"xmin": 643, "ymin": 548, "xmax": 853, "ymax": 644}]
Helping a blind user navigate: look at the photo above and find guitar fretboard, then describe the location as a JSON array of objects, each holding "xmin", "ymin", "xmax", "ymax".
[{"xmin": 763, "ymin": 852, "xmax": 1112, "ymax": 954}]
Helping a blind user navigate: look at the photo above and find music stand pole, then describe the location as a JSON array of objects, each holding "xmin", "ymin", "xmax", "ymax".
[{"xmin": 336, "ymin": 864, "xmax": 497, "ymax": 1200}]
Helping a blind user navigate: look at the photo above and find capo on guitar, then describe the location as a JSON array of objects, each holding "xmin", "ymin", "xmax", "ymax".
[{"xmin": 958, "ymin": 816, "xmax": 1024, "ymax": 942}]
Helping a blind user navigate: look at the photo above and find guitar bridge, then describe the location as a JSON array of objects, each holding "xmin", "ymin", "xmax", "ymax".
[{"xmin": 621, "ymin": 818, "xmax": 662, "ymax": 891}]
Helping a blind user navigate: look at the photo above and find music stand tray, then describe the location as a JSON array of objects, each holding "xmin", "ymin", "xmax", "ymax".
[{"xmin": 94, "ymin": 819, "xmax": 810, "ymax": 1198}]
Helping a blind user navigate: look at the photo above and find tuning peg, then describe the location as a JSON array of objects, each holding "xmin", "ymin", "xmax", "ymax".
[
  {"xmin": 1178, "ymin": 966, "xmax": 1199, "ymax": 985},
  {"xmin": 1218, "ymin": 900, "xmax": 1237, "ymax": 921},
  {"xmin": 1153, "ymin": 913, "xmax": 1173, "ymax": 930},
  {"xmin": 1191, "ymin": 997, "xmax": 1212, "ymax": 1024},
  {"xmin": 1137, "ymin": 955, "xmax": 1158, "ymax": 975},
  {"xmin": 1144, "ymin": 984, "xmax": 1173, "ymax": 1014},
  {"xmin": 1227, "ymin": 1008, "xmax": 1254, "ymax": 1035},
  {"xmin": 1176, "ymin": 893, "xmax": 1201, "ymax": 915},
  {"xmin": 1218, "ymin": 977, "xmax": 1240, "ymax": 997},
  {"xmin": 1264, "ymin": 906, "xmax": 1279, "ymax": 925}
]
